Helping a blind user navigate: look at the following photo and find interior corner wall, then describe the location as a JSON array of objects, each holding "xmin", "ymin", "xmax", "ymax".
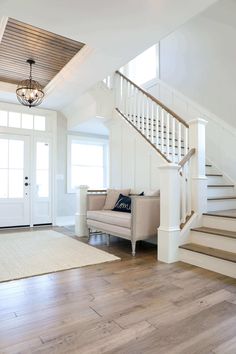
[
  {"xmin": 109, "ymin": 113, "xmax": 167, "ymax": 192},
  {"xmin": 56, "ymin": 112, "xmax": 76, "ymax": 217},
  {"xmin": 159, "ymin": 9, "xmax": 236, "ymax": 129}
]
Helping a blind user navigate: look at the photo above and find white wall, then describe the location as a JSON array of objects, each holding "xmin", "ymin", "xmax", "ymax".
[
  {"xmin": 159, "ymin": 0, "xmax": 236, "ymax": 129},
  {"xmin": 146, "ymin": 0, "xmax": 236, "ymax": 182},
  {"xmin": 56, "ymin": 112, "xmax": 76, "ymax": 217},
  {"xmin": 109, "ymin": 111, "xmax": 168, "ymax": 192}
]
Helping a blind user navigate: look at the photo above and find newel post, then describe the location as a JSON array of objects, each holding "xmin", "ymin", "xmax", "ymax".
[
  {"xmin": 158, "ymin": 164, "xmax": 180, "ymax": 263},
  {"xmin": 75, "ymin": 185, "xmax": 89, "ymax": 237},
  {"xmin": 188, "ymin": 118, "xmax": 208, "ymax": 214}
]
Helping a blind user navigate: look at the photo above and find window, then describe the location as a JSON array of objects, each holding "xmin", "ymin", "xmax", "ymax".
[
  {"xmin": 36, "ymin": 142, "xmax": 49, "ymax": 198},
  {"xmin": 120, "ymin": 44, "xmax": 159, "ymax": 86},
  {"xmin": 68, "ymin": 136, "xmax": 108, "ymax": 192},
  {"xmin": 0, "ymin": 110, "xmax": 46, "ymax": 131}
]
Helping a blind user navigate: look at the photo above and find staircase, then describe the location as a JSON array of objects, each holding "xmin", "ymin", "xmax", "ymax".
[
  {"xmin": 104, "ymin": 71, "xmax": 236, "ymax": 278},
  {"xmin": 179, "ymin": 162, "xmax": 236, "ymax": 278}
]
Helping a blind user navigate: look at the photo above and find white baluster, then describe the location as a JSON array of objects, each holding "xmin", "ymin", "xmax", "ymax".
[
  {"xmin": 150, "ymin": 101, "xmax": 154, "ymax": 144},
  {"xmin": 166, "ymin": 113, "xmax": 170, "ymax": 159},
  {"xmin": 171, "ymin": 117, "xmax": 175, "ymax": 163},
  {"xmin": 121, "ymin": 76, "xmax": 125, "ymax": 114},
  {"xmin": 184, "ymin": 126, "xmax": 188, "ymax": 156},
  {"xmin": 160, "ymin": 109, "xmax": 164, "ymax": 155},
  {"xmin": 136, "ymin": 90, "xmax": 140, "ymax": 130},
  {"xmin": 141, "ymin": 94, "xmax": 145, "ymax": 134},
  {"xmin": 178, "ymin": 122, "xmax": 182, "ymax": 163},
  {"xmin": 155, "ymin": 106, "xmax": 159, "ymax": 148},
  {"xmin": 126, "ymin": 81, "xmax": 130, "ymax": 118},
  {"xmin": 146, "ymin": 98, "xmax": 149, "ymax": 138},
  {"xmin": 133, "ymin": 87, "xmax": 137, "ymax": 125}
]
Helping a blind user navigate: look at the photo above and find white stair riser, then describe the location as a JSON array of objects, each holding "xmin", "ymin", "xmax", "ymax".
[
  {"xmin": 207, "ymin": 176, "xmax": 225, "ymax": 184},
  {"xmin": 206, "ymin": 167, "xmax": 221, "ymax": 175},
  {"xmin": 190, "ymin": 231, "xmax": 236, "ymax": 253},
  {"xmin": 207, "ymin": 187, "xmax": 235, "ymax": 198},
  {"xmin": 207, "ymin": 199, "xmax": 236, "ymax": 211},
  {"xmin": 179, "ymin": 249, "xmax": 236, "ymax": 278},
  {"xmin": 202, "ymin": 215, "xmax": 236, "ymax": 232}
]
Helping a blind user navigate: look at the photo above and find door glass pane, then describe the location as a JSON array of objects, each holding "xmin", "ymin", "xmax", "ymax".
[
  {"xmin": 36, "ymin": 170, "xmax": 49, "ymax": 198},
  {"xmin": 34, "ymin": 116, "xmax": 46, "ymax": 131},
  {"xmin": 0, "ymin": 139, "xmax": 8, "ymax": 168},
  {"xmin": 9, "ymin": 169, "xmax": 23, "ymax": 198},
  {"xmin": 36, "ymin": 142, "xmax": 49, "ymax": 198},
  {"xmin": 9, "ymin": 140, "xmax": 24, "ymax": 169},
  {"xmin": 0, "ymin": 169, "xmax": 8, "ymax": 198},
  {"xmin": 9, "ymin": 112, "xmax": 21, "ymax": 128},
  {"xmin": 36, "ymin": 143, "xmax": 49, "ymax": 169},
  {"xmin": 22, "ymin": 114, "xmax": 33, "ymax": 129},
  {"xmin": 0, "ymin": 111, "xmax": 8, "ymax": 126}
]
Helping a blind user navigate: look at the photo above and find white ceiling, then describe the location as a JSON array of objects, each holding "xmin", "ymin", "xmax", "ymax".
[{"xmin": 0, "ymin": 0, "xmax": 217, "ymax": 111}]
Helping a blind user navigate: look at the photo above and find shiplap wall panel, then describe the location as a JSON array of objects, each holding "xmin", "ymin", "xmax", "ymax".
[
  {"xmin": 0, "ymin": 18, "xmax": 85, "ymax": 87},
  {"xmin": 122, "ymin": 126, "xmax": 135, "ymax": 189},
  {"xmin": 109, "ymin": 112, "xmax": 167, "ymax": 192}
]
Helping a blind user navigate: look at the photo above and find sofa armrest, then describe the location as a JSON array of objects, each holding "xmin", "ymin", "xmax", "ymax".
[
  {"xmin": 87, "ymin": 194, "xmax": 107, "ymax": 211},
  {"xmin": 131, "ymin": 196, "xmax": 160, "ymax": 240}
]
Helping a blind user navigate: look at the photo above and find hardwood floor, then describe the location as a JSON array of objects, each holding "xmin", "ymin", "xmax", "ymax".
[{"xmin": 0, "ymin": 227, "xmax": 236, "ymax": 353}]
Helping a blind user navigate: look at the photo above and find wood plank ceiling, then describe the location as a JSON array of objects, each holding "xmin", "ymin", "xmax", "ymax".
[{"xmin": 0, "ymin": 18, "xmax": 85, "ymax": 87}]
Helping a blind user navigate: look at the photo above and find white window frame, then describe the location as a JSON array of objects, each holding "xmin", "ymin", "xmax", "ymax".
[{"xmin": 67, "ymin": 135, "xmax": 109, "ymax": 193}]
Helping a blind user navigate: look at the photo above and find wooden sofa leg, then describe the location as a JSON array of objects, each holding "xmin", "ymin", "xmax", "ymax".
[
  {"xmin": 131, "ymin": 241, "xmax": 136, "ymax": 257},
  {"xmin": 106, "ymin": 234, "xmax": 110, "ymax": 246}
]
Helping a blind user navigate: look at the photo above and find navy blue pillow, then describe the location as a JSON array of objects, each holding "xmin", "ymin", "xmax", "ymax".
[{"xmin": 112, "ymin": 194, "xmax": 131, "ymax": 213}]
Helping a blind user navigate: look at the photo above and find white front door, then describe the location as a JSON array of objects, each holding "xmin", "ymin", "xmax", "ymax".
[{"xmin": 0, "ymin": 134, "xmax": 30, "ymax": 227}]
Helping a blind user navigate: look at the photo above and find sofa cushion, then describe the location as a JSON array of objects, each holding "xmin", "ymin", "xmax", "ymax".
[
  {"xmin": 103, "ymin": 189, "xmax": 130, "ymax": 210},
  {"xmin": 87, "ymin": 210, "xmax": 131, "ymax": 228}
]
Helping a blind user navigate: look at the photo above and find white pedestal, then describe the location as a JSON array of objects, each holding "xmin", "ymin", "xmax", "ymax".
[{"xmin": 75, "ymin": 185, "xmax": 89, "ymax": 237}]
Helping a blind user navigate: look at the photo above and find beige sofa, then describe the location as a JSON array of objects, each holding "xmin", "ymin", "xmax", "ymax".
[{"xmin": 86, "ymin": 193, "xmax": 160, "ymax": 256}]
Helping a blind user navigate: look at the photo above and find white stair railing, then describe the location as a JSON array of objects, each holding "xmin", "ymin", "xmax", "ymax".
[{"xmin": 114, "ymin": 71, "xmax": 189, "ymax": 164}]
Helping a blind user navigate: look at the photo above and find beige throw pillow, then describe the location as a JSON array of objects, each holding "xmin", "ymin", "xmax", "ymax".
[{"xmin": 103, "ymin": 189, "xmax": 131, "ymax": 210}]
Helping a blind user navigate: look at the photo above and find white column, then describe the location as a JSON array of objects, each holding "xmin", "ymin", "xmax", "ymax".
[
  {"xmin": 188, "ymin": 118, "xmax": 208, "ymax": 214},
  {"xmin": 75, "ymin": 185, "xmax": 89, "ymax": 237},
  {"xmin": 158, "ymin": 164, "xmax": 180, "ymax": 263}
]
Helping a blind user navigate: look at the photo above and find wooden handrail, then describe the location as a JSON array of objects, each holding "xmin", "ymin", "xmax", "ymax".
[
  {"xmin": 116, "ymin": 71, "xmax": 189, "ymax": 128},
  {"xmin": 116, "ymin": 108, "xmax": 171, "ymax": 163},
  {"xmin": 179, "ymin": 148, "xmax": 195, "ymax": 168},
  {"xmin": 88, "ymin": 189, "xmax": 107, "ymax": 193}
]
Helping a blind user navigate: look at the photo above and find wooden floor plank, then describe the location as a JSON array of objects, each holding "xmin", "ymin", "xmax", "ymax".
[{"xmin": 0, "ymin": 227, "xmax": 235, "ymax": 353}]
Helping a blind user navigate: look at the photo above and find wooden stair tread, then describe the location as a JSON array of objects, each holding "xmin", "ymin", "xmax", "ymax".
[
  {"xmin": 206, "ymin": 173, "xmax": 223, "ymax": 177},
  {"xmin": 191, "ymin": 226, "xmax": 236, "ymax": 239},
  {"xmin": 208, "ymin": 196, "xmax": 236, "ymax": 201},
  {"xmin": 179, "ymin": 243, "xmax": 236, "ymax": 263},
  {"xmin": 203, "ymin": 210, "xmax": 236, "ymax": 219},
  {"xmin": 207, "ymin": 184, "xmax": 234, "ymax": 188}
]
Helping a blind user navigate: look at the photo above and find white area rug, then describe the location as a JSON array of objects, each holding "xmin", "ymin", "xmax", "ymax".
[{"xmin": 0, "ymin": 230, "xmax": 120, "ymax": 282}]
